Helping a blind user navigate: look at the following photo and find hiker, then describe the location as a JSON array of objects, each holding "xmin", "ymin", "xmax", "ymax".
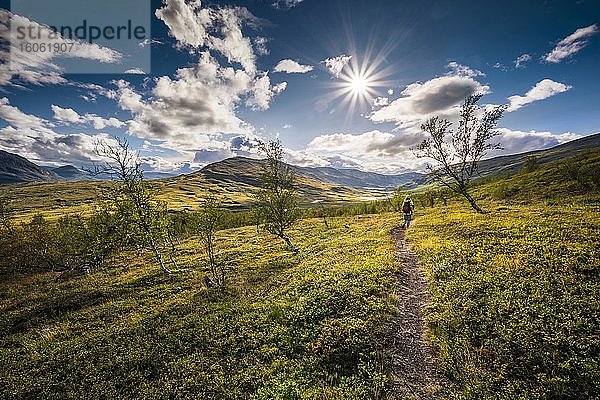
[{"xmin": 401, "ymin": 195, "xmax": 414, "ymax": 229}]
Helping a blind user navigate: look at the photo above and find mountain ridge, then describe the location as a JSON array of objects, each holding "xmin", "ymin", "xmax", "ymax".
[{"xmin": 0, "ymin": 150, "xmax": 61, "ymax": 184}]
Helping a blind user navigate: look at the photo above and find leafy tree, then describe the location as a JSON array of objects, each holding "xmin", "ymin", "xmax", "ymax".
[
  {"xmin": 388, "ymin": 186, "xmax": 411, "ymax": 212},
  {"xmin": 91, "ymin": 137, "xmax": 178, "ymax": 274},
  {"xmin": 255, "ymin": 140, "xmax": 301, "ymax": 253},
  {"xmin": 197, "ymin": 196, "xmax": 226, "ymax": 286},
  {"xmin": 415, "ymin": 94, "xmax": 506, "ymax": 213}
]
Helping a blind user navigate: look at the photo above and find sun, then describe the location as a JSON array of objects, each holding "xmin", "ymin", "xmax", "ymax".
[
  {"xmin": 349, "ymin": 74, "xmax": 369, "ymax": 95},
  {"xmin": 324, "ymin": 52, "xmax": 395, "ymax": 119}
]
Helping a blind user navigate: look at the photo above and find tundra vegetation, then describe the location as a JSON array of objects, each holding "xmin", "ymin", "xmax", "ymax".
[{"xmin": 0, "ymin": 145, "xmax": 598, "ymax": 399}]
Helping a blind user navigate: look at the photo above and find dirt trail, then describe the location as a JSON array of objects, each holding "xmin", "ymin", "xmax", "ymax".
[{"xmin": 387, "ymin": 226, "xmax": 451, "ymax": 399}]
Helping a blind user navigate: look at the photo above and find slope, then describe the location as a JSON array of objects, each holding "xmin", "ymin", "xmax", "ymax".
[{"xmin": 0, "ymin": 150, "xmax": 61, "ymax": 184}]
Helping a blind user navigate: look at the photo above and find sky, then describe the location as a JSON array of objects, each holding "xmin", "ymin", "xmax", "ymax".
[{"xmin": 0, "ymin": 0, "xmax": 599, "ymax": 174}]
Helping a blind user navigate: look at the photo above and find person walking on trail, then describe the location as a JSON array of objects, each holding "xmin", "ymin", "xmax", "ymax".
[{"xmin": 402, "ymin": 195, "xmax": 414, "ymax": 229}]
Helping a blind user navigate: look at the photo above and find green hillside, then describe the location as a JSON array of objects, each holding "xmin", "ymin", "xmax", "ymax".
[
  {"xmin": 0, "ymin": 215, "xmax": 401, "ymax": 399},
  {"xmin": 0, "ymin": 160, "xmax": 373, "ymax": 221},
  {"xmin": 404, "ymin": 149, "xmax": 600, "ymax": 399},
  {"xmin": 1, "ymin": 147, "xmax": 599, "ymax": 399}
]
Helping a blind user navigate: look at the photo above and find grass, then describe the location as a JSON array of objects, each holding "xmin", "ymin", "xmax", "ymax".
[
  {"xmin": 1, "ymin": 150, "xmax": 599, "ymax": 399},
  {"xmin": 0, "ymin": 166, "xmax": 376, "ymax": 222},
  {"xmin": 0, "ymin": 214, "xmax": 402, "ymax": 399},
  {"xmin": 406, "ymin": 152, "xmax": 600, "ymax": 399}
]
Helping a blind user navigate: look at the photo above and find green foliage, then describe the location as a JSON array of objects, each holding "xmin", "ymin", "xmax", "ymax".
[
  {"xmin": 415, "ymin": 94, "xmax": 507, "ymax": 213},
  {"xmin": 0, "ymin": 215, "xmax": 400, "ymax": 399},
  {"xmin": 196, "ymin": 196, "xmax": 227, "ymax": 285},
  {"xmin": 492, "ymin": 182, "xmax": 521, "ymax": 199},
  {"xmin": 255, "ymin": 140, "xmax": 301, "ymax": 253},
  {"xmin": 523, "ymin": 155, "xmax": 539, "ymax": 173},
  {"xmin": 407, "ymin": 190, "xmax": 600, "ymax": 399}
]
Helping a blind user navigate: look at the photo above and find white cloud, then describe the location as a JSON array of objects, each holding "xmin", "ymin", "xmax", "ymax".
[
  {"xmin": 155, "ymin": 0, "xmax": 263, "ymax": 73},
  {"xmin": 0, "ymin": 10, "xmax": 122, "ymax": 87},
  {"xmin": 273, "ymin": 59, "xmax": 313, "ymax": 73},
  {"xmin": 387, "ymin": 89, "xmax": 394, "ymax": 96},
  {"xmin": 490, "ymin": 128, "xmax": 581, "ymax": 156},
  {"xmin": 0, "ymin": 98, "xmax": 117, "ymax": 165},
  {"xmin": 373, "ymin": 97, "xmax": 389, "ymax": 107},
  {"xmin": 110, "ymin": 2, "xmax": 286, "ymax": 150},
  {"xmin": 543, "ymin": 24, "xmax": 598, "ymax": 63},
  {"xmin": 111, "ymin": 52, "xmax": 284, "ymax": 149},
  {"xmin": 305, "ymin": 130, "xmax": 425, "ymax": 172},
  {"xmin": 52, "ymin": 105, "xmax": 125, "ymax": 129},
  {"xmin": 124, "ymin": 68, "xmax": 146, "ymax": 74},
  {"xmin": 246, "ymin": 74, "xmax": 287, "ymax": 110},
  {"xmin": 370, "ymin": 75, "xmax": 489, "ymax": 131},
  {"xmin": 322, "ymin": 54, "xmax": 352, "ymax": 78},
  {"xmin": 514, "ymin": 53, "xmax": 532, "ymax": 68},
  {"xmin": 507, "ymin": 79, "xmax": 571, "ymax": 112},
  {"xmin": 254, "ymin": 36, "xmax": 270, "ymax": 56},
  {"xmin": 446, "ymin": 61, "xmax": 485, "ymax": 78},
  {"xmin": 493, "ymin": 62, "xmax": 508, "ymax": 71}
]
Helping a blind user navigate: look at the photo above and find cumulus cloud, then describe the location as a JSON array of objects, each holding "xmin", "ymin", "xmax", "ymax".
[
  {"xmin": 305, "ymin": 130, "xmax": 425, "ymax": 172},
  {"xmin": 156, "ymin": 0, "xmax": 264, "ymax": 73},
  {"xmin": 254, "ymin": 36, "xmax": 269, "ymax": 56},
  {"xmin": 445, "ymin": 61, "xmax": 485, "ymax": 78},
  {"xmin": 370, "ymin": 75, "xmax": 489, "ymax": 131},
  {"xmin": 113, "ymin": 2, "xmax": 286, "ymax": 150},
  {"xmin": 0, "ymin": 98, "xmax": 116, "ymax": 165},
  {"xmin": 507, "ymin": 79, "xmax": 571, "ymax": 112},
  {"xmin": 514, "ymin": 53, "xmax": 532, "ymax": 68},
  {"xmin": 112, "ymin": 51, "xmax": 286, "ymax": 148},
  {"xmin": 372, "ymin": 97, "xmax": 389, "ymax": 107},
  {"xmin": 543, "ymin": 24, "xmax": 598, "ymax": 63},
  {"xmin": 51, "ymin": 105, "xmax": 126, "ymax": 129},
  {"xmin": 322, "ymin": 54, "xmax": 352, "ymax": 78},
  {"xmin": 0, "ymin": 10, "xmax": 122, "ymax": 87},
  {"xmin": 273, "ymin": 59, "xmax": 313, "ymax": 73},
  {"xmin": 246, "ymin": 74, "xmax": 287, "ymax": 110},
  {"xmin": 124, "ymin": 68, "xmax": 146, "ymax": 74},
  {"xmin": 490, "ymin": 128, "xmax": 581, "ymax": 156}
]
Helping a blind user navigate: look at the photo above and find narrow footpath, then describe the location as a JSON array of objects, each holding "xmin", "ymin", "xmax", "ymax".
[{"xmin": 388, "ymin": 226, "xmax": 452, "ymax": 399}]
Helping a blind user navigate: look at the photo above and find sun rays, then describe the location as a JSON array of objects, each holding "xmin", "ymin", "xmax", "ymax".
[{"xmin": 324, "ymin": 48, "xmax": 397, "ymax": 120}]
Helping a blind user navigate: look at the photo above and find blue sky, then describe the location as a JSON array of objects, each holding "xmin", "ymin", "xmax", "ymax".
[{"xmin": 0, "ymin": 0, "xmax": 599, "ymax": 173}]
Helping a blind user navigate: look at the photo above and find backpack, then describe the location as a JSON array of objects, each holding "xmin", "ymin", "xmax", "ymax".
[{"xmin": 402, "ymin": 201, "xmax": 411, "ymax": 213}]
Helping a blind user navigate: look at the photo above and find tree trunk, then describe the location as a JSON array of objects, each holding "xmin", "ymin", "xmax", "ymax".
[
  {"xmin": 461, "ymin": 188, "xmax": 485, "ymax": 213},
  {"xmin": 320, "ymin": 203, "xmax": 329, "ymax": 229},
  {"xmin": 279, "ymin": 233, "xmax": 299, "ymax": 254},
  {"xmin": 150, "ymin": 237, "xmax": 171, "ymax": 274}
]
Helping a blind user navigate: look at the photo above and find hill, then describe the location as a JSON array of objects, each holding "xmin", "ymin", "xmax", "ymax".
[
  {"xmin": 475, "ymin": 132, "xmax": 600, "ymax": 178},
  {"xmin": 195, "ymin": 156, "xmax": 425, "ymax": 189},
  {"xmin": 1, "ymin": 149, "xmax": 598, "ymax": 399},
  {"xmin": 51, "ymin": 165, "xmax": 92, "ymax": 181},
  {"xmin": 0, "ymin": 150, "xmax": 60, "ymax": 184}
]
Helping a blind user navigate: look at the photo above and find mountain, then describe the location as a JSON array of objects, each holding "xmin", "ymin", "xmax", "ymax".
[
  {"xmin": 197, "ymin": 156, "xmax": 426, "ymax": 189},
  {"xmin": 475, "ymin": 132, "xmax": 600, "ymax": 178},
  {"xmin": 296, "ymin": 165, "xmax": 426, "ymax": 189},
  {"xmin": 0, "ymin": 150, "xmax": 61, "ymax": 184},
  {"xmin": 52, "ymin": 165, "xmax": 93, "ymax": 181}
]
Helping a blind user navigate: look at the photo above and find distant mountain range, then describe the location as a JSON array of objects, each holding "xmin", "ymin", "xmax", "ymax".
[
  {"xmin": 1, "ymin": 132, "xmax": 599, "ymax": 187},
  {"xmin": 0, "ymin": 150, "xmax": 61, "ymax": 184},
  {"xmin": 197, "ymin": 156, "xmax": 426, "ymax": 189}
]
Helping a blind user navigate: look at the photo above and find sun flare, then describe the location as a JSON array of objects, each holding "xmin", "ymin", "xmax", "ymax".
[
  {"xmin": 324, "ymin": 51, "xmax": 395, "ymax": 119},
  {"xmin": 349, "ymin": 74, "xmax": 369, "ymax": 94}
]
